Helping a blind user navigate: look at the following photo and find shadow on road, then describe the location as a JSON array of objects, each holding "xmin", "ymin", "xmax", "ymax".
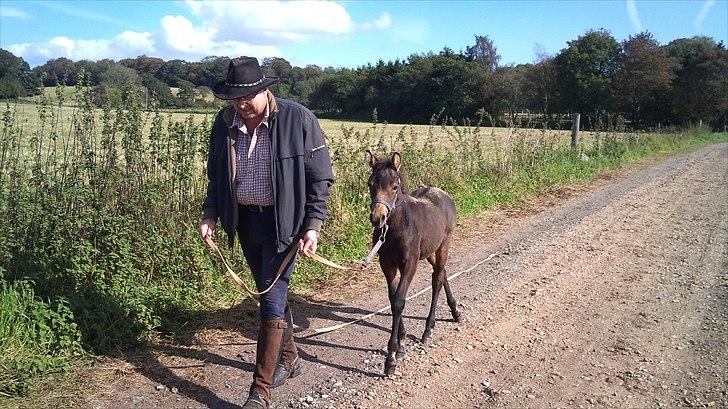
[{"xmin": 115, "ymin": 291, "xmax": 392, "ymax": 407}]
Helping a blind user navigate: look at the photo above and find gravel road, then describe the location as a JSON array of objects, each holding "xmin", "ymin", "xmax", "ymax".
[{"xmin": 79, "ymin": 143, "xmax": 727, "ymax": 409}]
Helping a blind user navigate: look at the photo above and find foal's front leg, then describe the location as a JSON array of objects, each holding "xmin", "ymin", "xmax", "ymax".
[
  {"xmin": 381, "ymin": 260, "xmax": 405, "ymax": 358},
  {"xmin": 385, "ymin": 261, "xmax": 416, "ymax": 376}
]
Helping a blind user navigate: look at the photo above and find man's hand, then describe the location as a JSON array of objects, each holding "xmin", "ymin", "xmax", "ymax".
[
  {"xmin": 199, "ymin": 218, "xmax": 216, "ymax": 240},
  {"xmin": 298, "ymin": 230, "xmax": 318, "ymax": 256}
]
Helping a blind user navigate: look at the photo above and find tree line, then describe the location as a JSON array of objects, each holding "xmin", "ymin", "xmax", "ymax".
[{"xmin": 1, "ymin": 29, "xmax": 726, "ymax": 130}]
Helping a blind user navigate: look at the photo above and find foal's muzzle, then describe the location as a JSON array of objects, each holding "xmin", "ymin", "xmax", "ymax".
[
  {"xmin": 370, "ymin": 203, "xmax": 389, "ymax": 229},
  {"xmin": 370, "ymin": 196, "xmax": 396, "ymax": 229}
]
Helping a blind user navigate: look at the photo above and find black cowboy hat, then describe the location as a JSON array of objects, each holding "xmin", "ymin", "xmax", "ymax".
[{"xmin": 212, "ymin": 56, "xmax": 280, "ymax": 100}]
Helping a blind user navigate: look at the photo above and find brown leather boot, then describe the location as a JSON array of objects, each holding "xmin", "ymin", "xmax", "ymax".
[
  {"xmin": 272, "ymin": 305, "xmax": 302, "ymax": 388},
  {"xmin": 242, "ymin": 319, "xmax": 286, "ymax": 409}
]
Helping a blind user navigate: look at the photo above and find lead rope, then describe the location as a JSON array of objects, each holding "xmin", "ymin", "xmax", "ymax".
[
  {"xmin": 204, "ymin": 235, "xmax": 297, "ymax": 298},
  {"xmin": 204, "ymin": 226, "xmax": 390, "ymax": 298},
  {"xmin": 306, "ymin": 249, "xmax": 506, "ymax": 336}
]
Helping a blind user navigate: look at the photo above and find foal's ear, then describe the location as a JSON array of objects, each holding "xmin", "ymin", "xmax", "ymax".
[
  {"xmin": 391, "ymin": 152, "xmax": 401, "ymax": 171},
  {"xmin": 365, "ymin": 149, "xmax": 377, "ymax": 168}
]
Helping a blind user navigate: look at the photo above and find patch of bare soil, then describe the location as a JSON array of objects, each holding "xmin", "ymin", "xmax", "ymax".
[{"xmin": 35, "ymin": 144, "xmax": 728, "ymax": 409}]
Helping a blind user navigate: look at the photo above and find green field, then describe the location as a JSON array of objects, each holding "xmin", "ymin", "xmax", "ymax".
[{"xmin": 3, "ymin": 98, "xmax": 614, "ymax": 154}]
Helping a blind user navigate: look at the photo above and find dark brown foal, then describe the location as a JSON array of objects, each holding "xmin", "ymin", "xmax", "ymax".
[{"xmin": 366, "ymin": 151, "xmax": 461, "ymax": 376}]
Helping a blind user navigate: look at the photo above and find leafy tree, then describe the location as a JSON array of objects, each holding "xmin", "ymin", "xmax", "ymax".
[
  {"xmin": 614, "ymin": 32, "xmax": 674, "ymax": 127},
  {"xmin": 288, "ymin": 77, "xmax": 321, "ymax": 106},
  {"xmin": 100, "ymin": 64, "xmax": 141, "ymax": 88},
  {"xmin": 0, "ymin": 77, "xmax": 26, "ymax": 99},
  {"xmin": 93, "ymin": 63, "xmax": 142, "ymax": 107},
  {"xmin": 33, "ymin": 57, "xmax": 78, "ymax": 86},
  {"xmin": 140, "ymin": 73, "xmax": 177, "ymax": 108},
  {"xmin": 310, "ymin": 69, "xmax": 364, "ymax": 115},
  {"xmin": 195, "ymin": 85, "xmax": 219, "ymax": 108},
  {"xmin": 120, "ymin": 55, "xmax": 165, "ymax": 84},
  {"xmin": 194, "ymin": 56, "xmax": 230, "ymax": 87},
  {"xmin": 465, "ymin": 35, "xmax": 500, "ymax": 73},
  {"xmin": 262, "ymin": 57, "xmax": 293, "ymax": 79},
  {"xmin": 523, "ymin": 56, "xmax": 556, "ymax": 124},
  {"xmin": 176, "ymin": 79, "xmax": 197, "ymax": 107},
  {"xmin": 380, "ymin": 50, "xmax": 480, "ymax": 123},
  {"xmin": 75, "ymin": 59, "xmax": 113, "ymax": 86},
  {"xmin": 303, "ymin": 64, "xmax": 324, "ymax": 78},
  {"xmin": 666, "ymin": 36, "xmax": 728, "ymax": 128},
  {"xmin": 0, "ymin": 49, "xmax": 41, "ymax": 98},
  {"xmin": 489, "ymin": 64, "xmax": 529, "ymax": 123},
  {"xmin": 553, "ymin": 29, "xmax": 621, "ymax": 127},
  {"xmin": 157, "ymin": 59, "xmax": 187, "ymax": 87}
]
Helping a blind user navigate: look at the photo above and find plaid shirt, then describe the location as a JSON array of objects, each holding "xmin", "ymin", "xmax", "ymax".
[{"xmin": 231, "ymin": 104, "xmax": 274, "ymax": 206}]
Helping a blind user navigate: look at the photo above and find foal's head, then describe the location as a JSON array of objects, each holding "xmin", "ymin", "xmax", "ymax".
[{"xmin": 366, "ymin": 151, "xmax": 404, "ymax": 229}]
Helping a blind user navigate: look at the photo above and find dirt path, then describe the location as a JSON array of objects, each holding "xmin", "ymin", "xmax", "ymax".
[{"xmin": 78, "ymin": 143, "xmax": 727, "ymax": 409}]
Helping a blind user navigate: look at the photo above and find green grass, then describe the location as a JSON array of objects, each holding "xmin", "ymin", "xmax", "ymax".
[
  {"xmin": 12, "ymin": 85, "xmax": 83, "ymax": 106},
  {"xmin": 0, "ymin": 281, "xmax": 86, "ymax": 397}
]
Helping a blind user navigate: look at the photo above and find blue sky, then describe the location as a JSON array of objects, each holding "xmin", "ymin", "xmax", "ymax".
[{"xmin": 1, "ymin": 0, "xmax": 726, "ymax": 68}]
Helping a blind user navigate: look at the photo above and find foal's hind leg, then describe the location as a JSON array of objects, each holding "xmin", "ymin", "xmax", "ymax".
[
  {"xmin": 422, "ymin": 252, "xmax": 446, "ymax": 345},
  {"xmin": 443, "ymin": 278, "xmax": 461, "ymax": 322},
  {"xmin": 438, "ymin": 236, "xmax": 461, "ymax": 322},
  {"xmin": 422, "ymin": 236, "xmax": 460, "ymax": 344}
]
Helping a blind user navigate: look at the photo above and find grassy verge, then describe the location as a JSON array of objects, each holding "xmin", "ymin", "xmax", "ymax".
[{"xmin": 0, "ymin": 281, "xmax": 87, "ymax": 398}]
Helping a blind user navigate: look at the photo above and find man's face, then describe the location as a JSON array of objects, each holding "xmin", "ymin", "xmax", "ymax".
[{"xmin": 231, "ymin": 88, "xmax": 268, "ymax": 120}]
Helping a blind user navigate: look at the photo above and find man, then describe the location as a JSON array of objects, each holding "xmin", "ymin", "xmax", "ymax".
[{"xmin": 199, "ymin": 56, "xmax": 334, "ymax": 409}]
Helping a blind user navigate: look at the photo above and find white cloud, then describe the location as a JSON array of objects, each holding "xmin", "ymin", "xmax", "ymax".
[
  {"xmin": 626, "ymin": 0, "xmax": 643, "ymax": 32},
  {"xmin": 9, "ymin": 31, "xmax": 155, "ymax": 66},
  {"xmin": 155, "ymin": 15, "xmax": 279, "ymax": 61},
  {"xmin": 695, "ymin": 0, "xmax": 716, "ymax": 27},
  {"xmin": 160, "ymin": 15, "xmax": 217, "ymax": 54},
  {"xmin": 184, "ymin": 0, "xmax": 354, "ymax": 43},
  {"xmin": 0, "ymin": 6, "xmax": 30, "ymax": 18},
  {"xmin": 5, "ymin": 0, "xmax": 390, "ymax": 66},
  {"xmin": 116, "ymin": 31, "xmax": 155, "ymax": 54}
]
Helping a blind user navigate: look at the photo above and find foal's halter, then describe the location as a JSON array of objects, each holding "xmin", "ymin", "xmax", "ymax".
[
  {"xmin": 370, "ymin": 177, "xmax": 402, "ymax": 217},
  {"xmin": 362, "ymin": 177, "xmax": 402, "ymax": 267}
]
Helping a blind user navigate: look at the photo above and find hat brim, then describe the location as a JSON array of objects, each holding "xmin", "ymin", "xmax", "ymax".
[{"xmin": 212, "ymin": 77, "xmax": 280, "ymax": 100}]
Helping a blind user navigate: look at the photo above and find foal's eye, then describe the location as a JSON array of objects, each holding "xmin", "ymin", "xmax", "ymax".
[{"xmin": 392, "ymin": 185, "xmax": 399, "ymax": 191}]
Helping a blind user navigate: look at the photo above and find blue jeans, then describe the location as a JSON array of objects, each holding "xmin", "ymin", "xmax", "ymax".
[{"xmin": 237, "ymin": 206, "xmax": 297, "ymax": 320}]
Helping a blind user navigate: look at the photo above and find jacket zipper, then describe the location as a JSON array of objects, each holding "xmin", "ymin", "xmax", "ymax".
[
  {"xmin": 228, "ymin": 127, "xmax": 238, "ymax": 238},
  {"xmin": 269, "ymin": 116, "xmax": 280, "ymax": 251}
]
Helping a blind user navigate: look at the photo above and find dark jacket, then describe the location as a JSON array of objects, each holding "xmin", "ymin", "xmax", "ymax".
[{"xmin": 202, "ymin": 93, "xmax": 334, "ymax": 252}]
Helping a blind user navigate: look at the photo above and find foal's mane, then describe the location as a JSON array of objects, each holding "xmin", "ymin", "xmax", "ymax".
[{"xmin": 372, "ymin": 157, "xmax": 409, "ymax": 194}]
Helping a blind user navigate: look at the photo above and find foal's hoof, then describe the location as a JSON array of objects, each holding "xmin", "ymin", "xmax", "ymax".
[
  {"xmin": 395, "ymin": 345, "xmax": 406, "ymax": 360},
  {"xmin": 451, "ymin": 308, "xmax": 462, "ymax": 323},
  {"xmin": 384, "ymin": 362, "xmax": 397, "ymax": 376},
  {"xmin": 421, "ymin": 329, "xmax": 432, "ymax": 345}
]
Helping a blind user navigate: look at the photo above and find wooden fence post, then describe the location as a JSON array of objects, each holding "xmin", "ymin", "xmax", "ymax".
[{"xmin": 571, "ymin": 113, "xmax": 581, "ymax": 150}]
